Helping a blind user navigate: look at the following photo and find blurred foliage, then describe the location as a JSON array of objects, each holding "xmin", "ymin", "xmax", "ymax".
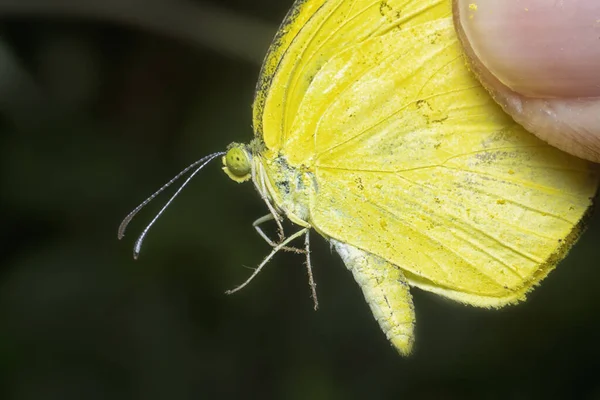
[{"xmin": 0, "ymin": 1, "xmax": 600, "ymax": 399}]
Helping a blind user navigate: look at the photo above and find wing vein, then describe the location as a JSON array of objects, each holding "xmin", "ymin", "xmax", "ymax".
[
  {"xmin": 319, "ymin": 165, "xmax": 552, "ymax": 263},
  {"xmin": 315, "ymin": 45, "xmax": 459, "ymax": 159},
  {"xmin": 375, "ymin": 0, "xmax": 449, "ymax": 37},
  {"xmin": 439, "ymin": 165, "xmax": 584, "ymax": 209},
  {"xmin": 282, "ymin": 0, "xmax": 349, "ymax": 141},
  {"xmin": 384, "ymin": 171, "xmax": 547, "ymax": 264},
  {"xmin": 352, "ymin": 186, "xmax": 525, "ymax": 287}
]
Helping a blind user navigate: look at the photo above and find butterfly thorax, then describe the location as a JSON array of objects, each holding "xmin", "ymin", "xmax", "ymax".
[{"xmin": 222, "ymin": 141, "xmax": 315, "ymax": 228}]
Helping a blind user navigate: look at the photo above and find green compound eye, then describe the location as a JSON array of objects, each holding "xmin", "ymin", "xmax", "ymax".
[{"xmin": 224, "ymin": 146, "xmax": 251, "ymax": 181}]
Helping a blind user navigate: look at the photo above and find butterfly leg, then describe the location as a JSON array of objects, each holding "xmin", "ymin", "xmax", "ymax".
[
  {"xmin": 226, "ymin": 228, "xmax": 308, "ymax": 295},
  {"xmin": 256, "ymin": 167, "xmax": 286, "ymax": 242},
  {"xmin": 332, "ymin": 240, "xmax": 415, "ymax": 356},
  {"xmin": 253, "ymin": 214, "xmax": 279, "ymax": 247},
  {"xmin": 303, "ymin": 230, "xmax": 318, "ymax": 310},
  {"xmin": 253, "ymin": 214, "xmax": 305, "ymax": 254}
]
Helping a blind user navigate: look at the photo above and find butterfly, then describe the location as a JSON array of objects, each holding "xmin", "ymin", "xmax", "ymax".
[{"xmin": 120, "ymin": 0, "xmax": 599, "ymax": 355}]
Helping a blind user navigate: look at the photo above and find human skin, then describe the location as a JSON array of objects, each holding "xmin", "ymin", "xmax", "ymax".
[{"xmin": 453, "ymin": 0, "xmax": 600, "ymax": 163}]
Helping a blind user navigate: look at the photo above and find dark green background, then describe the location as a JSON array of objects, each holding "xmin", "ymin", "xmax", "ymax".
[{"xmin": 1, "ymin": 1, "xmax": 599, "ymax": 398}]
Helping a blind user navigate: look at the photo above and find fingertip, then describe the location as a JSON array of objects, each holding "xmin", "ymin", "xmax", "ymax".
[
  {"xmin": 455, "ymin": 0, "xmax": 600, "ymax": 98},
  {"xmin": 454, "ymin": 0, "xmax": 600, "ymax": 163}
]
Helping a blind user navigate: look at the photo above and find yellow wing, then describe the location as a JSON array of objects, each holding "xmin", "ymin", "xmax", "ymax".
[
  {"xmin": 253, "ymin": 0, "xmax": 598, "ymax": 306},
  {"xmin": 300, "ymin": 17, "xmax": 598, "ymax": 306},
  {"xmin": 253, "ymin": 0, "xmax": 450, "ymax": 153}
]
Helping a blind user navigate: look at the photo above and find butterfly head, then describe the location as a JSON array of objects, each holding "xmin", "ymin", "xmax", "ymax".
[{"xmin": 222, "ymin": 142, "xmax": 252, "ymax": 183}]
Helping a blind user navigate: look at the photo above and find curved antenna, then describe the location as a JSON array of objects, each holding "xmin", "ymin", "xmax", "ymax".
[{"xmin": 118, "ymin": 151, "xmax": 225, "ymax": 259}]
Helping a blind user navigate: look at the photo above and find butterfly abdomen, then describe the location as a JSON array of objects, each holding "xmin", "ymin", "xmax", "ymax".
[{"xmin": 332, "ymin": 239, "xmax": 416, "ymax": 355}]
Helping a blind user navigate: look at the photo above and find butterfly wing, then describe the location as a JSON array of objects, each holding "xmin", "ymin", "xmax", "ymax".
[
  {"xmin": 253, "ymin": 0, "xmax": 449, "ymax": 153},
  {"xmin": 299, "ymin": 16, "xmax": 598, "ymax": 305},
  {"xmin": 254, "ymin": 0, "xmax": 597, "ymax": 305}
]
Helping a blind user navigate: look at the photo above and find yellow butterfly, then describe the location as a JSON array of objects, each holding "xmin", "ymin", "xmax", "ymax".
[{"xmin": 120, "ymin": 0, "xmax": 599, "ymax": 355}]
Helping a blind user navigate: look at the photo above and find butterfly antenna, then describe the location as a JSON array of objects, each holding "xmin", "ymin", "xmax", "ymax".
[{"xmin": 118, "ymin": 151, "xmax": 225, "ymax": 259}]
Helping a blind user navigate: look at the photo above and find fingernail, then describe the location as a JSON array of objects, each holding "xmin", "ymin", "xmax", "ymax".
[{"xmin": 458, "ymin": 0, "xmax": 600, "ymax": 98}]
